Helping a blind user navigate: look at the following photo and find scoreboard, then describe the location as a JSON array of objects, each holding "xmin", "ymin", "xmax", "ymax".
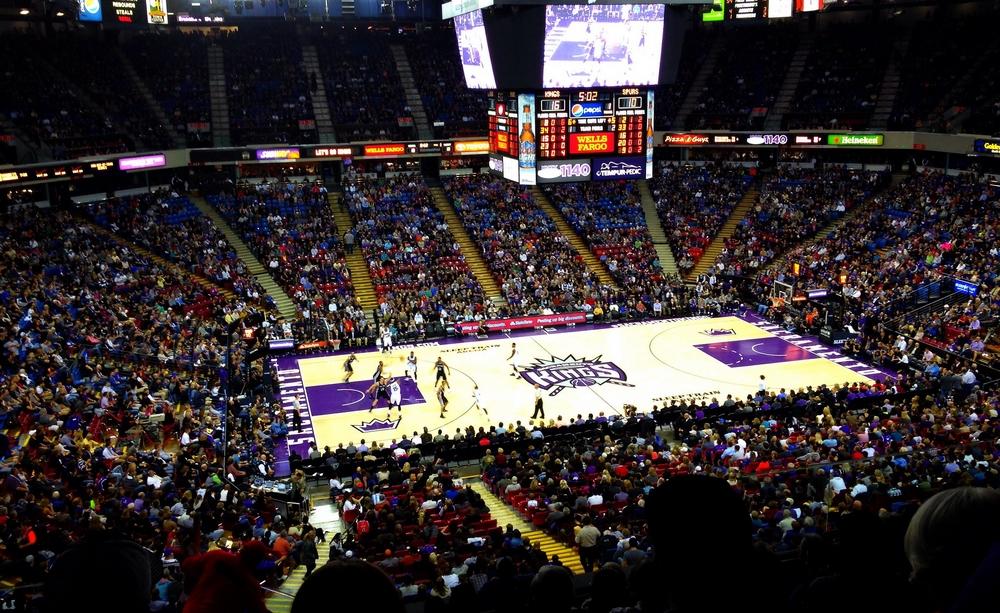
[
  {"xmin": 489, "ymin": 87, "xmax": 654, "ymax": 184},
  {"xmin": 487, "ymin": 91, "xmax": 519, "ymax": 158},
  {"xmin": 537, "ymin": 89, "xmax": 646, "ymax": 159}
]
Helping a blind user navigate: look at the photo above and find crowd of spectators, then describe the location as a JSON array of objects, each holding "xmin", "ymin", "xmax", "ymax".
[
  {"xmin": 544, "ymin": 181, "xmax": 669, "ymax": 290},
  {"xmin": 445, "ymin": 174, "xmax": 602, "ymax": 315},
  {"xmin": 222, "ymin": 26, "xmax": 317, "ymax": 145},
  {"xmin": 954, "ymin": 38, "xmax": 1000, "ymax": 137},
  {"xmin": 42, "ymin": 33, "xmax": 174, "ymax": 152},
  {"xmin": 207, "ymin": 179, "xmax": 376, "ymax": 347},
  {"xmin": 124, "ymin": 32, "xmax": 213, "ymax": 147},
  {"xmin": 343, "ymin": 174, "xmax": 492, "ymax": 339},
  {"xmin": 447, "ymin": 174, "xmax": 732, "ymax": 320},
  {"xmin": 653, "ymin": 30, "xmax": 714, "ymax": 131},
  {"xmin": 0, "ymin": 32, "xmax": 135, "ymax": 159},
  {"xmin": 889, "ymin": 21, "xmax": 996, "ymax": 133},
  {"xmin": 711, "ymin": 166, "xmax": 890, "ymax": 278},
  {"xmin": 315, "ymin": 29, "xmax": 413, "ymax": 142},
  {"xmin": 783, "ymin": 25, "xmax": 892, "ymax": 131},
  {"xmin": 0, "ymin": 201, "xmax": 310, "ymax": 612},
  {"xmin": 767, "ymin": 170, "xmax": 998, "ymax": 366},
  {"xmin": 83, "ymin": 191, "xmax": 273, "ymax": 310},
  {"xmin": 686, "ymin": 25, "xmax": 798, "ymax": 130},
  {"xmin": 465, "ymin": 361, "xmax": 1000, "ymax": 613},
  {"xmin": 407, "ymin": 29, "xmax": 489, "ymax": 138},
  {"xmin": 649, "ymin": 162, "xmax": 751, "ymax": 274}
]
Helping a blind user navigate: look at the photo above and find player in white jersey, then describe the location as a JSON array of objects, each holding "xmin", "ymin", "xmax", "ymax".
[
  {"xmin": 381, "ymin": 327, "xmax": 393, "ymax": 354},
  {"xmin": 473, "ymin": 384, "xmax": 487, "ymax": 415},
  {"xmin": 405, "ymin": 351, "xmax": 418, "ymax": 381},
  {"xmin": 389, "ymin": 378, "xmax": 402, "ymax": 411},
  {"xmin": 507, "ymin": 342, "xmax": 521, "ymax": 377}
]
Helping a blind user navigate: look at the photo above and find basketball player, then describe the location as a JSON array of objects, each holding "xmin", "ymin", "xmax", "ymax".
[
  {"xmin": 433, "ymin": 356, "xmax": 451, "ymax": 385},
  {"xmin": 436, "ymin": 380, "xmax": 449, "ymax": 418},
  {"xmin": 381, "ymin": 327, "xmax": 393, "ymax": 354},
  {"xmin": 405, "ymin": 351, "xmax": 418, "ymax": 381},
  {"xmin": 473, "ymin": 384, "xmax": 487, "ymax": 415},
  {"xmin": 373, "ymin": 360, "xmax": 384, "ymax": 383},
  {"xmin": 531, "ymin": 383, "xmax": 544, "ymax": 420},
  {"xmin": 368, "ymin": 377, "xmax": 390, "ymax": 412},
  {"xmin": 343, "ymin": 353, "xmax": 357, "ymax": 382},
  {"xmin": 507, "ymin": 343, "xmax": 522, "ymax": 377},
  {"xmin": 389, "ymin": 378, "xmax": 402, "ymax": 412}
]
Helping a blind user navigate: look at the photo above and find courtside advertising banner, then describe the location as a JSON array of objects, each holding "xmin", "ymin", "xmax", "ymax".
[{"xmin": 455, "ymin": 312, "xmax": 587, "ymax": 334}]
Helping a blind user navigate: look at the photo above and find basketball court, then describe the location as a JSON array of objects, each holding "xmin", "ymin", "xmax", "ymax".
[{"xmin": 274, "ymin": 314, "xmax": 894, "ymax": 456}]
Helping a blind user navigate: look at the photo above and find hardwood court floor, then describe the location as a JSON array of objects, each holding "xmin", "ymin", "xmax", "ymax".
[{"xmin": 274, "ymin": 314, "xmax": 893, "ymax": 453}]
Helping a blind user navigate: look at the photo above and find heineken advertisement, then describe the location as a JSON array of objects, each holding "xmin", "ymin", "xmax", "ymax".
[{"xmin": 827, "ymin": 134, "xmax": 884, "ymax": 147}]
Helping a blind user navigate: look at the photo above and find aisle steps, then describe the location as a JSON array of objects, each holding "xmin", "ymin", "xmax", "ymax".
[
  {"xmin": 530, "ymin": 186, "xmax": 618, "ymax": 289},
  {"xmin": 78, "ymin": 217, "xmax": 235, "ymax": 300},
  {"xmin": 265, "ymin": 495, "xmax": 338, "ymax": 613},
  {"xmin": 638, "ymin": 180, "xmax": 679, "ymax": 277},
  {"xmin": 430, "ymin": 186, "xmax": 506, "ymax": 307},
  {"xmin": 206, "ymin": 44, "xmax": 231, "ymax": 147},
  {"xmin": 189, "ymin": 196, "xmax": 298, "ymax": 318},
  {"xmin": 687, "ymin": 186, "xmax": 758, "ymax": 280},
  {"xmin": 328, "ymin": 192, "xmax": 379, "ymax": 312},
  {"xmin": 468, "ymin": 480, "xmax": 585, "ymax": 575}
]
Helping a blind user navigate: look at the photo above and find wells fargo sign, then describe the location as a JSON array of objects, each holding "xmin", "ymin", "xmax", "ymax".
[{"xmin": 569, "ymin": 132, "xmax": 614, "ymax": 155}]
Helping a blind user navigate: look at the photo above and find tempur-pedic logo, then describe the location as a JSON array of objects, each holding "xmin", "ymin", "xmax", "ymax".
[
  {"xmin": 594, "ymin": 160, "xmax": 642, "ymax": 179},
  {"xmin": 520, "ymin": 355, "xmax": 634, "ymax": 396}
]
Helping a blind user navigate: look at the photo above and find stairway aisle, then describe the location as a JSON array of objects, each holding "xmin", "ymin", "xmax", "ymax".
[
  {"xmin": 189, "ymin": 196, "xmax": 298, "ymax": 319},
  {"xmin": 328, "ymin": 192, "xmax": 379, "ymax": 312},
  {"xmin": 871, "ymin": 29, "xmax": 912, "ymax": 129},
  {"xmin": 430, "ymin": 187, "xmax": 506, "ymax": 307},
  {"xmin": 265, "ymin": 492, "xmax": 338, "ymax": 613},
  {"xmin": 673, "ymin": 35, "xmax": 725, "ymax": 129},
  {"xmin": 467, "ymin": 480, "xmax": 585, "ymax": 575},
  {"xmin": 207, "ymin": 44, "xmax": 231, "ymax": 147},
  {"xmin": 77, "ymin": 216, "xmax": 235, "ymax": 300},
  {"xmin": 301, "ymin": 45, "xmax": 337, "ymax": 143},
  {"xmin": 530, "ymin": 186, "xmax": 618, "ymax": 289},
  {"xmin": 390, "ymin": 44, "xmax": 434, "ymax": 139},
  {"xmin": 637, "ymin": 180, "xmax": 679, "ymax": 276},
  {"xmin": 771, "ymin": 173, "xmax": 903, "ymax": 272},
  {"xmin": 687, "ymin": 186, "xmax": 759, "ymax": 280},
  {"xmin": 113, "ymin": 47, "xmax": 185, "ymax": 149},
  {"xmin": 763, "ymin": 32, "xmax": 813, "ymax": 131}
]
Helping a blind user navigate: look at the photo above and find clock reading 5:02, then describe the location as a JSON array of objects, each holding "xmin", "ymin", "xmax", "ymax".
[{"xmin": 577, "ymin": 91, "xmax": 600, "ymax": 102}]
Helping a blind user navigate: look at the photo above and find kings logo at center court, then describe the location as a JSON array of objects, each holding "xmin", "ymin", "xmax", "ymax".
[{"xmin": 520, "ymin": 355, "xmax": 634, "ymax": 396}]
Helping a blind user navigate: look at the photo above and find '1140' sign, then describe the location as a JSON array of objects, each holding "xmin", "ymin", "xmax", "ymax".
[{"xmin": 537, "ymin": 161, "xmax": 591, "ymax": 181}]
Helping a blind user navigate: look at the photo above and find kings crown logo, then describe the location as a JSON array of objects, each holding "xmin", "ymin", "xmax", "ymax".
[
  {"xmin": 700, "ymin": 328, "xmax": 736, "ymax": 336},
  {"xmin": 520, "ymin": 355, "xmax": 633, "ymax": 396},
  {"xmin": 352, "ymin": 417, "xmax": 401, "ymax": 434}
]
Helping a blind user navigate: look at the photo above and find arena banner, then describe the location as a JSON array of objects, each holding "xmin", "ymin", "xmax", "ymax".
[
  {"xmin": 591, "ymin": 156, "xmax": 645, "ymax": 180},
  {"xmin": 455, "ymin": 312, "xmax": 587, "ymax": 335}
]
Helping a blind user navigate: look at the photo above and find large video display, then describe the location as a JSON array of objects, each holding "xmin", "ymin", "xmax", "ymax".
[
  {"xmin": 542, "ymin": 4, "xmax": 664, "ymax": 89},
  {"xmin": 455, "ymin": 9, "xmax": 498, "ymax": 90}
]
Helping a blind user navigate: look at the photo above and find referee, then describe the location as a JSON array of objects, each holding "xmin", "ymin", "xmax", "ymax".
[{"xmin": 531, "ymin": 383, "xmax": 544, "ymax": 420}]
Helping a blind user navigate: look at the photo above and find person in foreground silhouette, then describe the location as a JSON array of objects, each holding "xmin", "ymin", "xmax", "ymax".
[
  {"xmin": 646, "ymin": 475, "xmax": 778, "ymax": 613},
  {"xmin": 291, "ymin": 560, "xmax": 404, "ymax": 613},
  {"xmin": 904, "ymin": 487, "xmax": 1000, "ymax": 613}
]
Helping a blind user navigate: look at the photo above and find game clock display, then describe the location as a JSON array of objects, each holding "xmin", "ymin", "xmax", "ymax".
[{"xmin": 535, "ymin": 88, "xmax": 649, "ymax": 161}]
